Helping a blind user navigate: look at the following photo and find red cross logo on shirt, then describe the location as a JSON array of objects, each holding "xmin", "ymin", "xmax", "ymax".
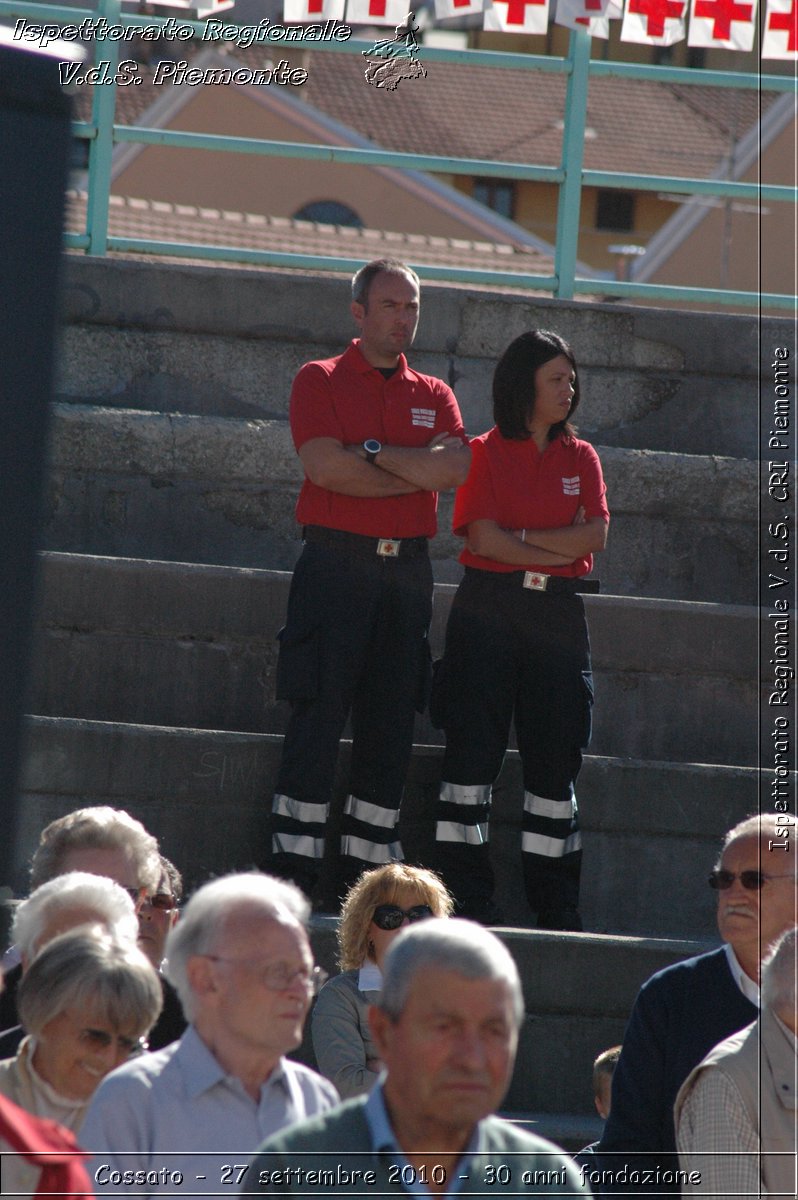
[
  {"xmin": 627, "ymin": 0, "xmax": 684, "ymax": 35},
  {"xmin": 494, "ymin": 0, "xmax": 547, "ymax": 22},
  {"xmin": 768, "ymin": 0, "xmax": 797, "ymax": 47},
  {"xmin": 694, "ymin": 0, "xmax": 752, "ymax": 36},
  {"xmin": 307, "ymin": 0, "xmax": 324, "ymax": 11}
]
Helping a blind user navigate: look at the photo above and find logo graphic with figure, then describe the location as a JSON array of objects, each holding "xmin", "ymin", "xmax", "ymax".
[{"xmin": 362, "ymin": 12, "xmax": 426, "ymax": 89}]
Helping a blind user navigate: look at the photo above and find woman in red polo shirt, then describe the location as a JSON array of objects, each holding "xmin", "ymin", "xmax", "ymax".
[{"xmin": 431, "ymin": 329, "xmax": 609, "ymax": 931}]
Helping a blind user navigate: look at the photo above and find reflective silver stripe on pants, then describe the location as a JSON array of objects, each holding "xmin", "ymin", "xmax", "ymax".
[
  {"xmin": 340, "ymin": 834, "xmax": 403, "ymax": 864},
  {"xmin": 272, "ymin": 793, "xmax": 330, "ymax": 822},
  {"xmin": 435, "ymin": 820, "xmax": 490, "ymax": 846},
  {"xmin": 272, "ymin": 831, "xmax": 326, "ymax": 859},
  {"xmin": 439, "ymin": 781, "xmax": 492, "ymax": 806},
  {"xmin": 343, "ymin": 794, "xmax": 399, "ymax": 830},
  {"xmin": 522, "ymin": 791, "xmax": 578, "ymax": 821},
  {"xmin": 522, "ymin": 829, "xmax": 582, "ymax": 857}
]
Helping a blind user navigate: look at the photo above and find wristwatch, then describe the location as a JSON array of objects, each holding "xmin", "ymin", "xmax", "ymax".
[{"xmin": 363, "ymin": 439, "xmax": 382, "ymax": 464}]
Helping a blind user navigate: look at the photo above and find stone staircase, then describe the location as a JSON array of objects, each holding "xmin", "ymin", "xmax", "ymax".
[{"xmin": 12, "ymin": 255, "xmax": 778, "ymax": 1145}]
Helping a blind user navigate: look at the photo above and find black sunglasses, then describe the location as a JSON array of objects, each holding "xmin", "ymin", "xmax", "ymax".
[
  {"xmin": 372, "ymin": 903, "xmax": 434, "ymax": 931},
  {"xmin": 708, "ymin": 868, "xmax": 795, "ymax": 891},
  {"xmin": 142, "ymin": 892, "xmax": 179, "ymax": 912}
]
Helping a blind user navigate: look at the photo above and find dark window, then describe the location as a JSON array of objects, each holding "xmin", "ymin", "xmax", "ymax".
[
  {"xmin": 473, "ymin": 178, "xmax": 515, "ymax": 220},
  {"xmin": 595, "ymin": 190, "xmax": 635, "ymax": 232},
  {"xmin": 293, "ymin": 201, "xmax": 362, "ymax": 227}
]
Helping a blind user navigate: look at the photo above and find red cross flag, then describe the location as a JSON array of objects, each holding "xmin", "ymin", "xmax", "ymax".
[
  {"xmin": 762, "ymin": 0, "xmax": 798, "ymax": 54},
  {"xmin": 435, "ymin": 0, "xmax": 484, "ymax": 16},
  {"xmin": 555, "ymin": 0, "xmax": 622, "ymax": 37},
  {"xmin": 621, "ymin": 0, "xmax": 686, "ymax": 42},
  {"xmin": 346, "ymin": 0, "xmax": 415, "ymax": 22},
  {"xmin": 284, "ymin": 0, "xmax": 345, "ymax": 19},
  {"xmin": 483, "ymin": 0, "xmax": 550, "ymax": 31},
  {"xmin": 688, "ymin": 0, "xmax": 756, "ymax": 47}
]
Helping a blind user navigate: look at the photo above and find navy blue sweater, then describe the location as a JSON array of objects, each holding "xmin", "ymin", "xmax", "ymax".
[{"xmin": 595, "ymin": 946, "xmax": 757, "ymax": 1193}]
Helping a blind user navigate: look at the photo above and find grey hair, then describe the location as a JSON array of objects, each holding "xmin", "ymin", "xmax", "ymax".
[
  {"xmin": 163, "ymin": 872, "xmax": 309, "ymax": 1022},
  {"xmin": 761, "ymin": 927, "xmax": 797, "ymax": 1014},
  {"xmin": 721, "ymin": 812, "xmax": 783, "ymax": 857},
  {"xmin": 351, "ymin": 259, "xmax": 420, "ymax": 308},
  {"xmin": 30, "ymin": 806, "xmax": 161, "ymax": 892},
  {"xmin": 377, "ymin": 918, "xmax": 524, "ymax": 1026},
  {"xmin": 17, "ymin": 926, "xmax": 162, "ymax": 1037},
  {"xmin": 11, "ymin": 872, "xmax": 139, "ymax": 960}
]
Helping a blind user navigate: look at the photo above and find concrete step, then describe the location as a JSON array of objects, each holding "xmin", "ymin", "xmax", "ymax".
[
  {"xmin": 44, "ymin": 404, "xmax": 757, "ymax": 602},
  {"xmin": 60, "ymin": 256, "xmax": 787, "ymax": 461},
  {"xmin": 301, "ymin": 918, "xmax": 706, "ymax": 1117},
  {"xmin": 18, "ymin": 717, "xmax": 756, "ymax": 939},
  {"xmin": 29, "ymin": 553, "xmax": 761, "ymax": 767}
]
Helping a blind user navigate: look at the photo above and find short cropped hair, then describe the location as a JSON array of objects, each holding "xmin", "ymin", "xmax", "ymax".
[
  {"xmin": 17, "ymin": 927, "xmax": 162, "ymax": 1037},
  {"xmin": 351, "ymin": 259, "xmax": 420, "ymax": 309},
  {"xmin": 164, "ymin": 872, "xmax": 309, "ymax": 1021},
  {"xmin": 30, "ymin": 806, "xmax": 161, "ymax": 892},
  {"xmin": 592, "ymin": 1045, "xmax": 622, "ymax": 1096},
  {"xmin": 378, "ymin": 918, "xmax": 524, "ymax": 1026},
  {"xmin": 719, "ymin": 812, "xmax": 786, "ymax": 861},
  {"xmin": 157, "ymin": 855, "xmax": 183, "ymax": 903},
  {"xmin": 338, "ymin": 863, "xmax": 454, "ymax": 971},
  {"xmin": 761, "ymin": 927, "xmax": 797, "ymax": 1016},
  {"xmin": 11, "ymin": 872, "xmax": 139, "ymax": 960},
  {"xmin": 492, "ymin": 329, "xmax": 580, "ymax": 442}
]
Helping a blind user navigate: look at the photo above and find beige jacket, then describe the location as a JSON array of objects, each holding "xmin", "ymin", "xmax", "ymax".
[{"xmin": 675, "ymin": 1009, "xmax": 797, "ymax": 1198}]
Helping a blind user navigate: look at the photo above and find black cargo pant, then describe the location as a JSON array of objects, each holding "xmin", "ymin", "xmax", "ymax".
[
  {"xmin": 271, "ymin": 539, "xmax": 433, "ymax": 895},
  {"xmin": 431, "ymin": 568, "xmax": 592, "ymax": 917}
]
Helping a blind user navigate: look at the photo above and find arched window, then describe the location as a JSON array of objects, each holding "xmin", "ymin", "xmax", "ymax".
[{"xmin": 293, "ymin": 201, "xmax": 363, "ymax": 227}]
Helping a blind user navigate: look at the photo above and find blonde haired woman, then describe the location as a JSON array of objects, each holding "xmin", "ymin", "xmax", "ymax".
[{"xmin": 311, "ymin": 863, "xmax": 453, "ymax": 1097}]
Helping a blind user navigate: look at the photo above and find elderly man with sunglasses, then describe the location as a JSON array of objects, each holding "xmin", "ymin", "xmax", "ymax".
[
  {"xmin": 593, "ymin": 812, "xmax": 797, "ymax": 1195},
  {"xmin": 80, "ymin": 873, "xmax": 338, "ymax": 1198}
]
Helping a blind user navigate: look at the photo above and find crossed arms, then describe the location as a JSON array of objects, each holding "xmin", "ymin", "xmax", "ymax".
[
  {"xmin": 466, "ymin": 511, "xmax": 609, "ymax": 568},
  {"xmin": 298, "ymin": 433, "xmax": 471, "ymax": 497}
]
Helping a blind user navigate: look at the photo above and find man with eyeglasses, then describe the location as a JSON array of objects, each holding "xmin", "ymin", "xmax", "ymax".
[
  {"xmin": 137, "ymin": 855, "xmax": 189, "ymax": 1051},
  {"xmin": 594, "ymin": 812, "xmax": 797, "ymax": 1195},
  {"xmin": 248, "ymin": 919, "xmax": 586, "ymax": 1198},
  {"xmin": 80, "ymin": 873, "xmax": 338, "ymax": 1197}
]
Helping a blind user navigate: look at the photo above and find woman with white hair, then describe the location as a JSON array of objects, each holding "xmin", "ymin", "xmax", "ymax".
[{"xmin": 0, "ymin": 926, "xmax": 162, "ymax": 1133}]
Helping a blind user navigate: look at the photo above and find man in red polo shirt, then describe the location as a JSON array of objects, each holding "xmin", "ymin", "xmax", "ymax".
[{"xmin": 270, "ymin": 259, "xmax": 470, "ymax": 902}]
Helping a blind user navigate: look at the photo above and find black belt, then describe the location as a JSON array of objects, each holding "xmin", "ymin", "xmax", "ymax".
[
  {"xmin": 302, "ymin": 525, "xmax": 429, "ymax": 559},
  {"xmin": 466, "ymin": 566, "xmax": 600, "ymax": 594}
]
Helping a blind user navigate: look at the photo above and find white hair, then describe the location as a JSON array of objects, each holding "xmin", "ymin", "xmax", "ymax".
[
  {"xmin": 11, "ymin": 871, "xmax": 138, "ymax": 959},
  {"xmin": 30, "ymin": 806, "xmax": 161, "ymax": 891},
  {"xmin": 721, "ymin": 812, "xmax": 783, "ymax": 857},
  {"xmin": 378, "ymin": 918, "xmax": 525, "ymax": 1026},
  {"xmin": 163, "ymin": 872, "xmax": 309, "ymax": 1022}
]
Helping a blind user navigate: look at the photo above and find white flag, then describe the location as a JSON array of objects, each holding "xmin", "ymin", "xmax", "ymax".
[
  {"xmin": 347, "ymin": 0, "xmax": 414, "ymax": 22},
  {"xmin": 555, "ymin": 0, "xmax": 621, "ymax": 35},
  {"xmin": 435, "ymin": 0, "xmax": 484, "ymax": 16},
  {"xmin": 761, "ymin": 0, "xmax": 797, "ymax": 54},
  {"xmin": 483, "ymin": 0, "xmax": 550, "ymax": 32},
  {"xmin": 284, "ymin": 0, "xmax": 346, "ymax": 19},
  {"xmin": 687, "ymin": 0, "xmax": 756, "ymax": 48},
  {"xmin": 621, "ymin": 0, "xmax": 686, "ymax": 43}
]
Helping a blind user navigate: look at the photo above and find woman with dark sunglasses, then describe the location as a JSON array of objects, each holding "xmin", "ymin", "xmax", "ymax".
[{"xmin": 311, "ymin": 863, "xmax": 453, "ymax": 1098}]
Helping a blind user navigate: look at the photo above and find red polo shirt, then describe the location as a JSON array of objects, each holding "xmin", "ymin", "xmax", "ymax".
[
  {"xmin": 455, "ymin": 427, "xmax": 609, "ymax": 576},
  {"xmin": 290, "ymin": 340, "xmax": 466, "ymax": 538}
]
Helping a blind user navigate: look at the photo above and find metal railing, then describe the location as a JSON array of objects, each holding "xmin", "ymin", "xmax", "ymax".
[{"xmin": 2, "ymin": 0, "xmax": 795, "ymax": 307}]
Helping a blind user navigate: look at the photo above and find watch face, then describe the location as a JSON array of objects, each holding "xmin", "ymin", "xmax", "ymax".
[{"xmin": 364, "ymin": 440, "xmax": 382, "ymax": 455}]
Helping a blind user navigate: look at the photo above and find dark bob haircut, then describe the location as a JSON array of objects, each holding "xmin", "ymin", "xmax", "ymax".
[{"xmin": 492, "ymin": 329, "xmax": 580, "ymax": 442}]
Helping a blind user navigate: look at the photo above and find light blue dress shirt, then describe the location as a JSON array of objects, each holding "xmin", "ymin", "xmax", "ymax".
[
  {"xmin": 80, "ymin": 1025, "xmax": 338, "ymax": 1197},
  {"xmin": 364, "ymin": 1082, "xmax": 479, "ymax": 1198}
]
